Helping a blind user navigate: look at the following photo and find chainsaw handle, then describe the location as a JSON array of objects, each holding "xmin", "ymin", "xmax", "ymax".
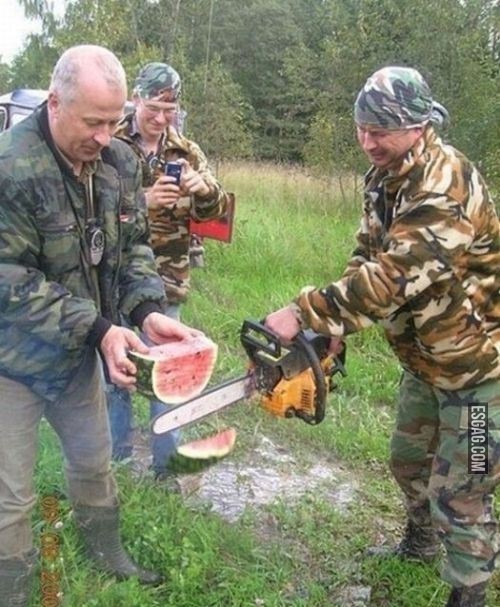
[
  {"xmin": 240, "ymin": 319, "xmax": 282, "ymax": 361},
  {"xmin": 241, "ymin": 320, "xmax": 330, "ymax": 425},
  {"xmin": 294, "ymin": 331, "xmax": 326, "ymax": 425}
]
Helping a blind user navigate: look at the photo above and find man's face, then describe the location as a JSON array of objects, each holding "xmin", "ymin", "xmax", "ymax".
[
  {"xmin": 356, "ymin": 124, "xmax": 424, "ymax": 171},
  {"xmin": 48, "ymin": 76, "xmax": 126, "ymax": 168},
  {"xmin": 134, "ymin": 94, "xmax": 178, "ymax": 140},
  {"xmin": 48, "ymin": 77, "xmax": 126, "ymax": 169}
]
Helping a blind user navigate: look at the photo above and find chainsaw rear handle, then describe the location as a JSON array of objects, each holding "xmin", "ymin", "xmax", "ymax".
[
  {"xmin": 293, "ymin": 331, "xmax": 326, "ymax": 425},
  {"xmin": 240, "ymin": 319, "xmax": 283, "ymax": 361}
]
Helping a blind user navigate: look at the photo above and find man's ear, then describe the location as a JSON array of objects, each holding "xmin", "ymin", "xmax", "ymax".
[
  {"xmin": 132, "ymin": 93, "xmax": 141, "ymax": 109},
  {"xmin": 410, "ymin": 125, "xmax": 425, "ymax": 146},
  {"xmin": 47, "ymin": 91, "xmax": 61, "ymax": 116}
]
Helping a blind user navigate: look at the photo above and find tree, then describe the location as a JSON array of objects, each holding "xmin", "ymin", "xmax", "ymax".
[
  {"xmin": 8, "ymin": 34, "xmax": 57, "ymax": 89},
  {"xmin": 10, "ymin": 0, "xmax": 499, "ymax": 190},
  {"xmin": 182, "ymin": 56, "xmax": 253, "ymax": 162},
  {"xmin": 304, "ymin": 0, "xmax": 499, "ymax": 189},
  {"xmin": 0, "ymin": 60, "xmax": 11, "ymax": 93}
]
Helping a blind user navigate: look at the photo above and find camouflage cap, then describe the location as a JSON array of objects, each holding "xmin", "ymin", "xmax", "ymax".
[
  {"xmin": 133, "ymin": 62, "xmax": 181, "ymax": 101},
  {"xmin": 354, "ymin": 66, "xmax": 448, "ymax": 129}
]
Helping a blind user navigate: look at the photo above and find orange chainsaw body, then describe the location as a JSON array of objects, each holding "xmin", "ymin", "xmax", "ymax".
[{"xmin": 257, "ymin": 353, "xmax": 340, "ymax": 420}]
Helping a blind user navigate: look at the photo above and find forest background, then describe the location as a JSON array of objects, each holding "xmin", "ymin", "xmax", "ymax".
[
  {"xmin": 0, "ymin": 0, "xmax": 498, "ymax": 193},
  {"xmin": 0, "ymin": 2, "xmax": 499, "ymax": 605}
]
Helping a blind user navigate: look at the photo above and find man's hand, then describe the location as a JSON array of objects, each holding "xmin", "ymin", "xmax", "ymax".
[
  {"xmin": 142, "ymin": 311, "xmax": 203, "ymax": 346},
  {"xmin": 145, "ymin": 158, "xmax": 211, "ymax": 209},
  {"xmin": 145, "ymin": 175, "xmax": 181, "ymax": 210},
  {"xmin": 101, "ymin": 315, "xmax": 203, "ymax": 390},
  {"xmin": 178, "ymin": 159, "xmax": 211, "ymax": 198},
  {"xmin": 100, "ymin": 325, "xmax": 150, "ymax": 390},
  {"xmin": 267, "ymin": 306, "xmax": 345, "ymax": 356},
  {"xmin": 265, "ymin": 305, "xmax": 302, "ymax": 343}
]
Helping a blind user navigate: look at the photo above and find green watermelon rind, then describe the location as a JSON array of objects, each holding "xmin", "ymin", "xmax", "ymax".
[{"xmin": 166, "ymin": 453, "xmax": 218, "ymax": 474}]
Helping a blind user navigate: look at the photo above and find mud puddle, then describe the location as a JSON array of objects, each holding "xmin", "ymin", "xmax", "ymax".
[{"xmin": 132, "ymin": 432, "xmax": 358, "ymax": 523}]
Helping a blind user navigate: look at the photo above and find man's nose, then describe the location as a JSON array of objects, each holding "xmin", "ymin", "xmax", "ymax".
[
  {"xmin": 154, "ymin": 111, "xmax": 169, "ymax": 126},
  {"xmin": 360, "ymin": 131, "xmax": 377, "ymax": 150},
  {"xmin": 93, "ymin": 126, "xmax": 113, "ymax": 147}
]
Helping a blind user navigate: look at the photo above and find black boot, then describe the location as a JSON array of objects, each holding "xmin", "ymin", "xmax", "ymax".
[
  {"xmin": 0, "ymin": 549, "xmax": 37, "ymax": 607},
  {"xmin": 367, "ymin": 519, "xmax": 440, "ymax": 563},
  {"xmin": 445, "ymin": 582, "xmax": 487, "ymax": 607},
  {"xmin": 73, "ymin": 505, "xmax": 163, "ymax": 585}
]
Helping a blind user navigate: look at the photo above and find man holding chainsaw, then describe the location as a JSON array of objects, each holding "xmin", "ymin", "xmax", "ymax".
[
  {"xmin": 266, "ymin": 66, "xmax": 499, "ymax": 607},
  {"xmin": 107, "ymin": 62, "xmax": 229, "ymax": 478}
]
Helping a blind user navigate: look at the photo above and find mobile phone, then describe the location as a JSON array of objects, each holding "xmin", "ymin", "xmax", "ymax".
[{"xmin": 165, "ymin": 161, "xmax": 182, "ymax": 185}]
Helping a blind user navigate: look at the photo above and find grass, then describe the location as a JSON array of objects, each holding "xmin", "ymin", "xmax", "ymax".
[{"xmin": 30, "ymin": 161, "xmax": 499, "ymax": 606}]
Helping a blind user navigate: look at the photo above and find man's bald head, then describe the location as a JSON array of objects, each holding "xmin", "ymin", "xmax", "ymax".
[{"xmin": 49, "ymin": 45, "xmax": 127, "ymax": 106}]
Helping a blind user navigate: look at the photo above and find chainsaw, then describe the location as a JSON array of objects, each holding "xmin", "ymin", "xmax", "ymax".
[{"xmin": 151, "ymin": 320, "xmax": 346, "ymax": 435}]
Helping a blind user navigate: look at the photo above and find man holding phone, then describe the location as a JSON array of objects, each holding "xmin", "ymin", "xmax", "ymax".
[{"xmin": 108, "ymin": 62, "xmax": 229, "ymax": 479}]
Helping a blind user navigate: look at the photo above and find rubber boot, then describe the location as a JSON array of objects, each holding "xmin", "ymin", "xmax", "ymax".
[
  {"xmin": 0, "ymin": 549, "xmax": 37, "ymax": 607},
  {"xmin": 445, "ymin": 582, "xmax": 487, "ymax": 607},
  {"xmin": 367, "ymin": 519, "xmax": 440, "ymax": 563},
  {"xmin": 73, "ymin": 505, "xmax": 163, "ymax": 585}
]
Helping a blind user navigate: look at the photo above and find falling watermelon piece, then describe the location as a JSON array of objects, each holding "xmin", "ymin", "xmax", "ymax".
[
  {"xmin": 177, "ymin": 427, "xmax": 237, "ymax": 460},
  {"xmin": 131, "ymin": 334, "xmax": 218, "ymax": 404}
]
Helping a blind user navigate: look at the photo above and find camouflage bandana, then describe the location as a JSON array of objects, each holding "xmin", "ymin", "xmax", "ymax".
[
  {"xmin": 133, "ymin": 62, "xmax": 181, "ymax": 101},
  {"xmin": 354, "ymin": 66, "xmax": 448, "ymax": 129}
]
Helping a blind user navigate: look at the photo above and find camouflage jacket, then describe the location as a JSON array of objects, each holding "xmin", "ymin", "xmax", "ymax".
[
  {"xmin": 295, "ymin": 127, "xmax": 499, "ymax": 390},
  {"xmin": 0, "ymin": 105, "xmax": 165, "ymax": 401},
  {"xmin": 114, "ymin": 113, "xmax": 229, "ymax": 303}
]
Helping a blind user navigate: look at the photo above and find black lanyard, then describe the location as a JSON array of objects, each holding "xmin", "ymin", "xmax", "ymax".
[{"xmin": 62, "ymin": 173, "xmax": 103, "ymax": 310}]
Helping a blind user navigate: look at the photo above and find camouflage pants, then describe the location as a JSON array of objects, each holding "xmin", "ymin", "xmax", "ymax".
[
  {"xmin": 390, "ymin": 371, "xmax": 500, "ymax": 587},
  {"xmin": 150, "ymin": 207, "xmax": 191, "ymax": 304}
]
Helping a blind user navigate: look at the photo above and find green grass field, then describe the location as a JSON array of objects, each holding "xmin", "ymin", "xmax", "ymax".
[{"xmin": 31, "ymin": 162, "xmax": 499, "ymax": 606}]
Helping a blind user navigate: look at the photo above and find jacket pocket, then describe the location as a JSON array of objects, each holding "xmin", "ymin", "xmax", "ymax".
[{"xmin": 39, "ymin": 222, "xmax": 81, "ymax": 276}]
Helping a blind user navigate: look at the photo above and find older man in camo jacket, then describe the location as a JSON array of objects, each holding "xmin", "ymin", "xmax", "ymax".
[
  {"xmin": 0, "ymin": 46, "xmax": 204, "ymax": 604},
  {"xmin": 266, "ymin": 66, "xmax": 499, "ymax": 607}
]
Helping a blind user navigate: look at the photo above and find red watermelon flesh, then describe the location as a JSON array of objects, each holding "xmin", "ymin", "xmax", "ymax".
[
  {"xmin": 177, "ymin": 427, "xmax": 237, "ymax": 459},
  {"xmin": 131, "ymin": 335, "xmax": 217, "ymax": 404}
]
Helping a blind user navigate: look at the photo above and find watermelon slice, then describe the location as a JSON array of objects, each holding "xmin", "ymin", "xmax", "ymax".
[
  {"xmin": 131, "ymin": 334, "xmax": 217, "ymax": 404},
  {"xmin": 177, "ymin": 427, "xmax": 237, "ymax": 460}
]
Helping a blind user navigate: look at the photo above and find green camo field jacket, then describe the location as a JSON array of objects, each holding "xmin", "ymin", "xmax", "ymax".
[
  {"xmin": 0, "ymin": 105, "xmax": 165, "ymax": 400},
  {"xmin": 295, "ymin": 127, "xmax": 500, "ymax": 390}
]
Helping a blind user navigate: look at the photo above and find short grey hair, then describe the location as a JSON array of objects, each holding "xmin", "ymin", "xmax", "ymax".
[{"xmin": 50, "ymin": 45, "xmax": 127, "ymax": 105}]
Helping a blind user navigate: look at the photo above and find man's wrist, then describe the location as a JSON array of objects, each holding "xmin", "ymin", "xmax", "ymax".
[
  {"xmin": 86, "ymin": 316, "xmax": 113, "ymax": 349},
  {"xmin": 289, "ymin": 302, "xmax": 306, "ymax": 329},
  {"xmin": 194, "ymin": 181, "xmax": 214, "ymax": 200},
  {"xmin": 129, "ymin": 301, "xmax": 163, "ymax": 329}
]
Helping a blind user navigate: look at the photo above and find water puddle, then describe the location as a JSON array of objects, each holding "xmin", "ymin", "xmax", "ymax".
[{"xmin": 176, "ymin": 435, "xmax": 358, "ymax": 522}]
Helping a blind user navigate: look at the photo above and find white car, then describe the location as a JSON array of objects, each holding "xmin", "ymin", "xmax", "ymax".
[{"xmin": 0, "ymin": 88, "xmax": 47, "ymax": 132}]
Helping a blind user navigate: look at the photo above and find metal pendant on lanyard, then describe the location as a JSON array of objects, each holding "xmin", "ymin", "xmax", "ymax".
[{"xmin": 84, "ymin": 174, "xmax": 105, "ymax": 266}]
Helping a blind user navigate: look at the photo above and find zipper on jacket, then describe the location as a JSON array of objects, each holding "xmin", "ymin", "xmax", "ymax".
[
  {"xmin": 85, "ymin": 174, "xmax": 102, "ymax": 314},
  {"xmin": 109, "ymin": 176, "xmax": 123, "ymax": 324}
]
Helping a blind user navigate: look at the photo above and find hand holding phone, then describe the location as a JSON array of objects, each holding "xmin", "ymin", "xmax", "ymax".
[{"xmin": 165, "ymin": 161, "xmax": 182, "ymax": 185}]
